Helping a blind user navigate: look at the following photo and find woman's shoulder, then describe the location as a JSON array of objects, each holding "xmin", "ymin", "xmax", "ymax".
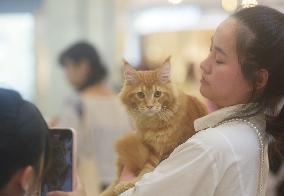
[
  {"xmin": 191, "ymin": 120, "xmax": 259, "ymax": 149},
  {"xmin": 184, "ymin": 120, "xmax": 260, "ymax": 162},
  {"xmin": 163, "ymin": 121, "xmax": 259, "ymax": 175}
]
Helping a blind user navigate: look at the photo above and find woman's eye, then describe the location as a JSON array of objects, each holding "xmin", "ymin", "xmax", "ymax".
[
  {"xmin": 137, "ymin": 92, "xmax": 145, "ymax": 98},
  {"xmin": 154, "ymin": 91, "xmax": 162, "ymax": 98},
  {"xmin": 216, "ymin": 60, "xmax": 224, "ymax": 64}
]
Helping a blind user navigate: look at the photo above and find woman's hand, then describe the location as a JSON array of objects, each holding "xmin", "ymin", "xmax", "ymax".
[
  {"xmin": 47, "ymin": 176, "xmax": 86, "ymax": 196},
  {"xmin": 119, "ymin": 167, "xmax": 136, "ymax": 182},
  {"xmin": 112, "ymin": 167, "xmax": 137, "ymax": 195}
]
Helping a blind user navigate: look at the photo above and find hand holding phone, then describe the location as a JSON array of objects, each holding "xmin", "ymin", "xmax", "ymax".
[
  {"xmin": 47, "ymin": 176, "xmax": 86, "ymax": 196},
  {"xmin": 41, "ymin": 128, "xmax": 77, "ymax": 195}
]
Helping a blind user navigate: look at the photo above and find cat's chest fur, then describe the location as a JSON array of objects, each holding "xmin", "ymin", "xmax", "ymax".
[{"xmin": 141, "ymin": 127, "xmax": 186, "ymax": 158}]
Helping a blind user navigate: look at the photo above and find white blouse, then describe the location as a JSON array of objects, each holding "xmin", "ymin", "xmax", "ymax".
[
  {"xmin": 56, "ymin": 94, "xmax": 133, "ymax": 196},
  {"xmin": 120, "ymin": 104, "xmax": 269, "ymax": 196}
]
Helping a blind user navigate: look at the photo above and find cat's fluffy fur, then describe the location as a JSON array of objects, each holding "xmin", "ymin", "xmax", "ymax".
[{"xmin": 100, "ymin": 58, "xmax": 208, "ymax": 196}]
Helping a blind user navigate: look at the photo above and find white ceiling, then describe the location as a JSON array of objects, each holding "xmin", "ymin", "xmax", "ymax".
[{"xmin": 119, "ymin": 0, "xmax": 284, "ymax": 11}]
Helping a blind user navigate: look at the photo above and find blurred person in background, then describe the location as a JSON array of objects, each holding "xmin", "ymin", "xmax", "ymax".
[
  {"xmin": 52, "ymin": 42, "xmax": 133, "ymax": 195},
  {"xmin": 0, "ymin": 88, "xmax": 49, "ymax": 196},
  {"xmin": 0, "ymin": 88, "xmax": 85, "ymax": 196}
]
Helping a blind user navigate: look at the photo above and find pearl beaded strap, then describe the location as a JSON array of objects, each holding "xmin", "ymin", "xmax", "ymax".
[{"xmin": 198, "ymin": 118, "xmax": 265, "ymax": 196}]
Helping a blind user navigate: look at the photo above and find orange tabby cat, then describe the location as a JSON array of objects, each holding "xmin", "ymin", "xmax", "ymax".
[{"xmin": 100, "ymin": 57, "xmax": 208, "ymax": 196}]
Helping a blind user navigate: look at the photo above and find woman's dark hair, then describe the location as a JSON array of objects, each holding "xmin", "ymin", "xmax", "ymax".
[
  {"xmin": 231, "ymin": 6, "xmax": 284, "ymax": 151},
  {"xmin": 0, "ymin": 88, "xmax": 49, "ymax": 190},
  {"xmin": 59, "ymin": 41, "xmax": 108, "ymax": 91}
]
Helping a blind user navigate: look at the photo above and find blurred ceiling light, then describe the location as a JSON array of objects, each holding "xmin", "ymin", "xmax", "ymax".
[
  {"xmin": 221, "ymin": 0, "xmax": 238, "ymax": 12},
  {"xmin": 241, "ymin": 0, "xmax": 258, "ymax": 8},
  {"xmin": 168, "ymin": 0, "xmax": 183, "ymax": 5},
  {"xmin": 133, "ymin": 5, "xmax": 201, "ymax": 34}
]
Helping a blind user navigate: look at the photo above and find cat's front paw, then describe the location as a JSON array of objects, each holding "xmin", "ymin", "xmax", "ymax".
[{"xmin": 114, "ymin": 181, "xmax": 135, "ymax": 195}]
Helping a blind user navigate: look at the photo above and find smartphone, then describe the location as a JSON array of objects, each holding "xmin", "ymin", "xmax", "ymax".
[{"xmin": 41, "ymin": 128, "xmax": 77, "ymax": 195}]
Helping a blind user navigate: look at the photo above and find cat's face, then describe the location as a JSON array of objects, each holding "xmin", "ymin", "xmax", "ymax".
[
  {"xmin": 124, "ymin": 81, "xmax": 168, "ymax": 116},
  {"xmin": 120, "ymin": 58, "xmax": 177, "ymax": 118}
]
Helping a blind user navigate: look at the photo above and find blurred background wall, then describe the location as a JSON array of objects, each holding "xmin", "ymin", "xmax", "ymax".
[{"xmin": 0, "ymin": 0, "xmax": 283, "ymax": 118}]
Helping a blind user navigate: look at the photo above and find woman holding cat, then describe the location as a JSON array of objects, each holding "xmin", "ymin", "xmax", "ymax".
[
  {"xmin": 55, "ymin": 5, "xmax": 284, "ymax": 196},
  {"xmin": 115, "ymin": 5, "xmax": 284, "ymax": 196}
]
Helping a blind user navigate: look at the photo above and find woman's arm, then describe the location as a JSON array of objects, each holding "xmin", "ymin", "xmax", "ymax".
[{"xmin": 120, "ymin": 140, "xmax": 219, "ymax": 196}]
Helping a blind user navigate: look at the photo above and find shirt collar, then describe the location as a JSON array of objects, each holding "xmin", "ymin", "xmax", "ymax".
[{"xmin": 194, "ymin": 103, "xmax": 266, "ymax": 132}]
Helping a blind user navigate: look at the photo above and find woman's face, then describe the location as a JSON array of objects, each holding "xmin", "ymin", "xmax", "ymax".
[
  {"xmin": 200, "ymin": 18, "xmax": 252, "ymax": 108},
  {"xmin": 63, "ymin": 59, "xmax": 90, "ymax": 90}
]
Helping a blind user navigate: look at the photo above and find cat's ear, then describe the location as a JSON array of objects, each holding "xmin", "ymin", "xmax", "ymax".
[
  {"xmin": 123, "ymin": 59, "xmax": 138, "ymax": 84},
  {"xmin": 158, "ymin": 56, "xmax": 171, "ymax": 83}
]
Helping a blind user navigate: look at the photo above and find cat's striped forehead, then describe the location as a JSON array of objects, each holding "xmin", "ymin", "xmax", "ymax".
[
  {"xmin": 136, "ymin": 70, "xmax": 159, "ymax": 86},
  {"xmin": 138, "ymin": 84, "xmax": 160, "ymax": 93}
]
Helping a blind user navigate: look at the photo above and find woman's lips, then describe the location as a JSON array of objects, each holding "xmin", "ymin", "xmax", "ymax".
[{"xmin": 200, "ymin": 76, "xmax": 209, "ymax": 85}]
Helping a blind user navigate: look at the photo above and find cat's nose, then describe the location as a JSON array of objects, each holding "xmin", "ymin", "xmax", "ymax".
[{"xmin": 147, "ymin": 106, "xmax": 153, "ymax": 109}]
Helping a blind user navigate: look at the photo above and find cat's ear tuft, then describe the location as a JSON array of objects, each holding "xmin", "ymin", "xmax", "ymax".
[
  {"xmin": 158, "ymin": 56, "xmax": 171, "ymax": 83},
  {"xmin": 123, "ymin": 59, "xmax": 138, "ymax": 84}
]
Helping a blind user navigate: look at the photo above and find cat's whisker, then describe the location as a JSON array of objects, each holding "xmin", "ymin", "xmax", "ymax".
[
  {"xmin": 158, "ymin": 109, "xmax": 171, "ymax": 121},
  {"xmin": 162, "ymin": 112, "xmax": 168, "ymax": 121},
  {"xmin": 158, "ymin": 110, "xmax": 165, "ymax": 121},
  {"xmin": 161, "ymin": 108, "xmax": 174, "ymax": 121},
  {"xmin": 158, "ymin": 111, "xmax": 165, "ymax": 121},
  {"xmin": 157, "ymin": 112, "xmax": 163, "ymax": 120}
]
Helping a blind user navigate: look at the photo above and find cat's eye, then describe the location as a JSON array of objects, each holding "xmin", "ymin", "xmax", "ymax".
[
  {"xmin": 154, "ymin": 91, "xmax": 162, "ymax": 98},
  {"xmin": 137, "ymin": 92, "xmax": 145, "ymax": 99}
]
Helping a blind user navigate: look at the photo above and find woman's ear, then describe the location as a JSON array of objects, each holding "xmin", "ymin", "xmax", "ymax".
[
  {"xmin": 256, "ymin": 68, "xmax": 269, "ymax": 90},
  {"xmin": 0, "ymin": 166, "xmax": 35, "ymax": 195},
  {"xmin": 19, "ymin": 166, "xmax": 35, "ymax": 193}
]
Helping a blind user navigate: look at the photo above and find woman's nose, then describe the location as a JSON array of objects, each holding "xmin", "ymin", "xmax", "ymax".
[{"xmin": 200, "ymin": 57, "xmax": 211, "ymax": 74}]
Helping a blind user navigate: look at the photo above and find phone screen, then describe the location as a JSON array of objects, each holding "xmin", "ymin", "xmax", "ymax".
[{"xmin": 41, "ymin": 129, "xmax": 73, "ymax": 195}]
